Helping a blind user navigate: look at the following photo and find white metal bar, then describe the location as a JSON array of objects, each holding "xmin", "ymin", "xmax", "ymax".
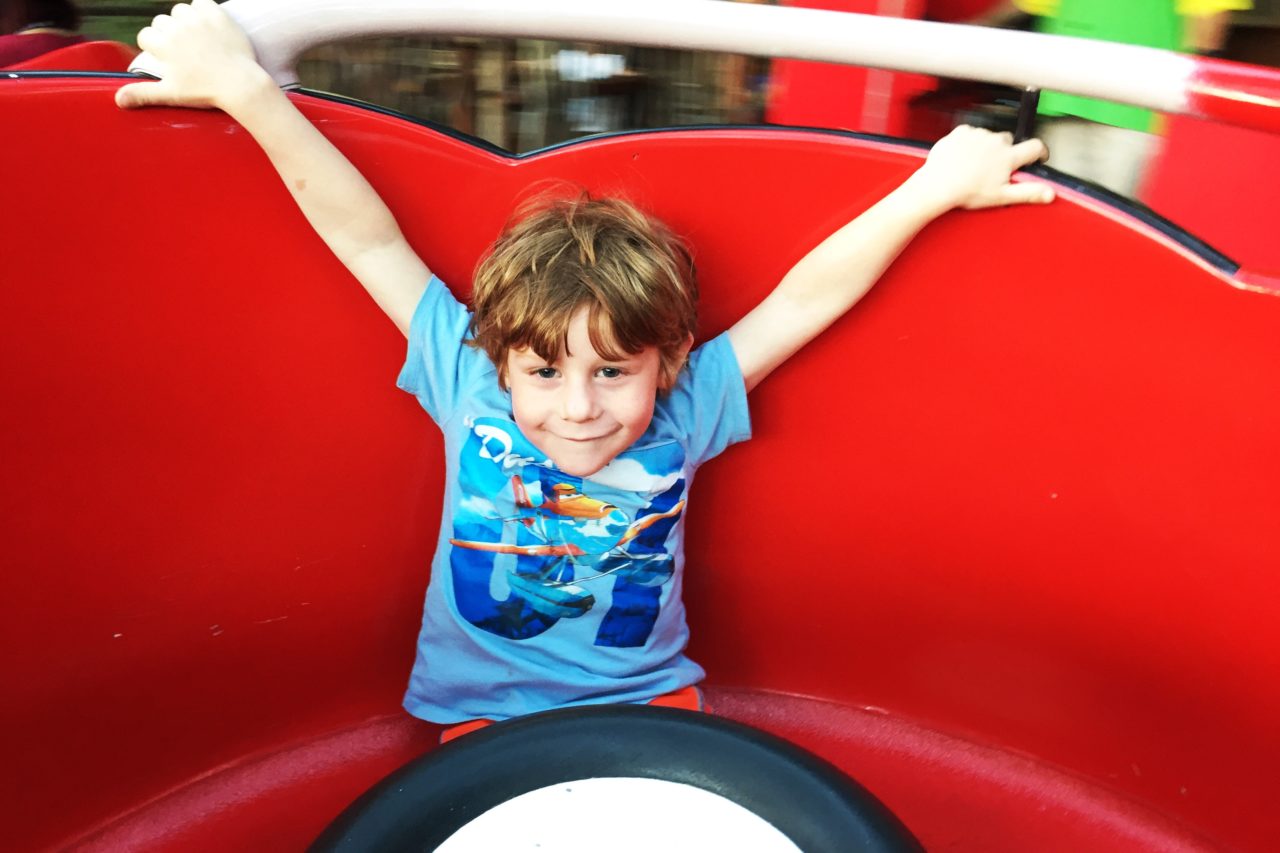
[{"xmin": 133, "ymin": 0, "xmax": 1197, "ymax": 113}]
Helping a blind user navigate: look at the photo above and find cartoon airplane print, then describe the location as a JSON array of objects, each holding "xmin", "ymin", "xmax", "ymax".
[
  {"xmin": 451, "ymin": 474, "xmax": 685, "ymax": 620},
  {"xmin": 449, "ymin": 416, "xmax": 690, "ymax": 645}
]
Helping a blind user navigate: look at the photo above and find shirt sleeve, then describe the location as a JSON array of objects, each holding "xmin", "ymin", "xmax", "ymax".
[
  {"xmin": 664, "ymin": 332, "xmax": 752, "ymax": 468},
  {"xmin": 396, "ymin": 276, "xmax": 486, "ymax": 426}
]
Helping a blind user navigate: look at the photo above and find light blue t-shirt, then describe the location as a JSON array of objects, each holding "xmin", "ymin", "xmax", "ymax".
[{"xmin": 397, "ymin": 277, "xmax": 751, "ymax": 723}]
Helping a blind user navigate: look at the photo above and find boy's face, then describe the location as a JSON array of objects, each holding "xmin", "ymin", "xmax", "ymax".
[{"xmin": 506, "ymin": 306, "xmax": 667, "ymax": 478}]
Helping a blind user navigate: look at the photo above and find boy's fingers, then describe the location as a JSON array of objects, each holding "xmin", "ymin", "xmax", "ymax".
[
  {"xmin": 115, "ymin": 81, "xmax": 176, "ymax": 109},
  {"xmin": 136, "ymin": 24, "xmax": 160, "ymax": 52},
  {"xmin": 114, "ymin": 82, "xmax": 148, "ymax": 109},
  {"xmin": 1000, "ymin": 181, "xmax": 1055, "ymax": 206},
  {"xmin": 189, "ymin": 0, "xmax": 221, "ymax": 22},
  {"xmin": 1011, "ymin": 138, "xmax": 1049, "ymax": 167}
]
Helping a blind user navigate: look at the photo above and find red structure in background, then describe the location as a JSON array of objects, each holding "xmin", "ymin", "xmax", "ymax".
[
  {"xmin": 926, "ymin": 0, "xmax": 1004, "ymax": 17},
  {"xmin": 766, "ymin": 0, "xmax": 934, "ymax": 136},
  {"xmin": 1143, "ymin": 115, "xmax": 1280, "ymax": 273},
  {"xmin": 765, "ymin": 0, "xmax": 1002, "ymax": 136},
  {"xmin": 3, "ymin": 39, "xmax": 137, "ymax": 71},
  {"xmin": 4, "ymin": 61, "xmax": 1280, "ymax": 853}
]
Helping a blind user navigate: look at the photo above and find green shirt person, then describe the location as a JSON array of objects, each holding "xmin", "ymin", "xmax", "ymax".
[{"xmin": 1018, "ymin": 0, "xmax": 1252, "ymax": 132}]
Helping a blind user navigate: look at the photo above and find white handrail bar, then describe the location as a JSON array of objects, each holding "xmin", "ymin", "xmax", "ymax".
[{"xmin": 128, "ymin": 0, "xmax": 1280, "ymax": 134}]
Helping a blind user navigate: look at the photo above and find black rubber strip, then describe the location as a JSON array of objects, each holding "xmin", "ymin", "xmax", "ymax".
[{"xmin": 311, "ymin": 705, "xmax": 922, "ymax": 853}]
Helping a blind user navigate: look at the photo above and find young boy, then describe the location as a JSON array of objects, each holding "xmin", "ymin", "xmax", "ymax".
[{"xmin": 116, "ymin": 0, "xmax": 1053, "ymax": 734}]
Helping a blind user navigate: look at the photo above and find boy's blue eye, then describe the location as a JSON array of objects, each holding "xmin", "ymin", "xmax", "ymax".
[
  {"xmin": 598, "ymin": 367, "xmax": 623, "ymax": 379},
  {"xmin": 535, "ymin": 367, "xmax": 558, "ymax": 379}
]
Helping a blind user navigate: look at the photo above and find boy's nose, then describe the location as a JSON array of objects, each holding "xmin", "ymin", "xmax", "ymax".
[{"xmin": 560, "ymin": 378, "xmax": 599, "ymax": 423}]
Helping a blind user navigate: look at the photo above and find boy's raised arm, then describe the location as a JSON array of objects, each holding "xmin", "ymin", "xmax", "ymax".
[
  {"xmin": 115, "ymin": 0, "xmax": 429, "ymax": 337},
  {"xmin": 728, "ymin": 126, "xmax": 1053, "ymax": 392}
]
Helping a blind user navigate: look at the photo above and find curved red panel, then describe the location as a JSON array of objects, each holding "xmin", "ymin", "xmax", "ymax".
[
  {"xmin": 6, "ymin": 40, "xmax": 138, "ymax": 72},
  {"xmin": 3, "ymin": 77, "xmax": 1279, "ymax": 851},
  {"xmin": 1143, "ymin": 114, "xmax": 1280, "ymax": 275}
]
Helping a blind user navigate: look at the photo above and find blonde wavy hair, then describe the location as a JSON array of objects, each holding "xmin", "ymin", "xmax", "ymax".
[{"xmin": 468, "ymin": 191, "xmax": 698, "ymax": 391}]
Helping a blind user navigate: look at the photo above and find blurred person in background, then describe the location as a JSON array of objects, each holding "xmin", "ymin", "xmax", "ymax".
[
  {"xmin": 1, "ymin": 0, "xmax": 85, "ymax": 66},
  {"xmin": 976, "ymin": 0, "xmax": 1252, "ymax": 196}
]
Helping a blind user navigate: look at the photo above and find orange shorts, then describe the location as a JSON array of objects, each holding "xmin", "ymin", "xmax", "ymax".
[{"xmin": 439, "ymin": 685, "xmax": 705, "ymax": 744}]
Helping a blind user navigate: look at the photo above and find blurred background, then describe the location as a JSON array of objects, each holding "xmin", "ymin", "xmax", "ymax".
[
  {"xmin": 78, "ymin": 0, "xmax": 774, "ymax": 151},
  {"xmin": 6, "ymin": 0, "xmax": 1280, "ymax": 258},
  {"xmin": 58, "ymin": 0, "xmax": 1280, "ymax": 156}
]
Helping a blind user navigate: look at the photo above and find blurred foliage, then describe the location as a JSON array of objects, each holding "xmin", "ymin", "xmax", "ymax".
[{"xmin": 79, "ymin": 0, "xmax": 159, "ymax": 45}]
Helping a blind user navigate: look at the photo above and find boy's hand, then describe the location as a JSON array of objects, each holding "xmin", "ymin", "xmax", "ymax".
[
  {"xmin": 908, "ymin": 125, "xmax": 1054, "ymax": 212},
  {"xmin": 115, "ymin": 0, "xmax": 268, "ymax": 112}
]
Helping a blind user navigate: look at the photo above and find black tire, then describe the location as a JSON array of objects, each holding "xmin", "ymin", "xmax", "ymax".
[{"xmin": 312, "ymin": 705, "xmax": 922, "ymax": 852}]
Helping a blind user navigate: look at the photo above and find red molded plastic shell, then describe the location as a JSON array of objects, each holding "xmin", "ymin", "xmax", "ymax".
[{"xmin": 3, "ymin": 78, "xmax": 1279, "ymax": 851}]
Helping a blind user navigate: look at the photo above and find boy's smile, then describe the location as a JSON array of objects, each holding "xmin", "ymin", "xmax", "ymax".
[{"xmin": 507, "ymin": 306, "xmax": 663, "ymax": 478}]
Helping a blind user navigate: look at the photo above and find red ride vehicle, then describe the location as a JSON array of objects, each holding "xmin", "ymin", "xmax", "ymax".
[{"xmin": 4, "ymin": 1, "xmax": 1279, "ymax": 850}]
